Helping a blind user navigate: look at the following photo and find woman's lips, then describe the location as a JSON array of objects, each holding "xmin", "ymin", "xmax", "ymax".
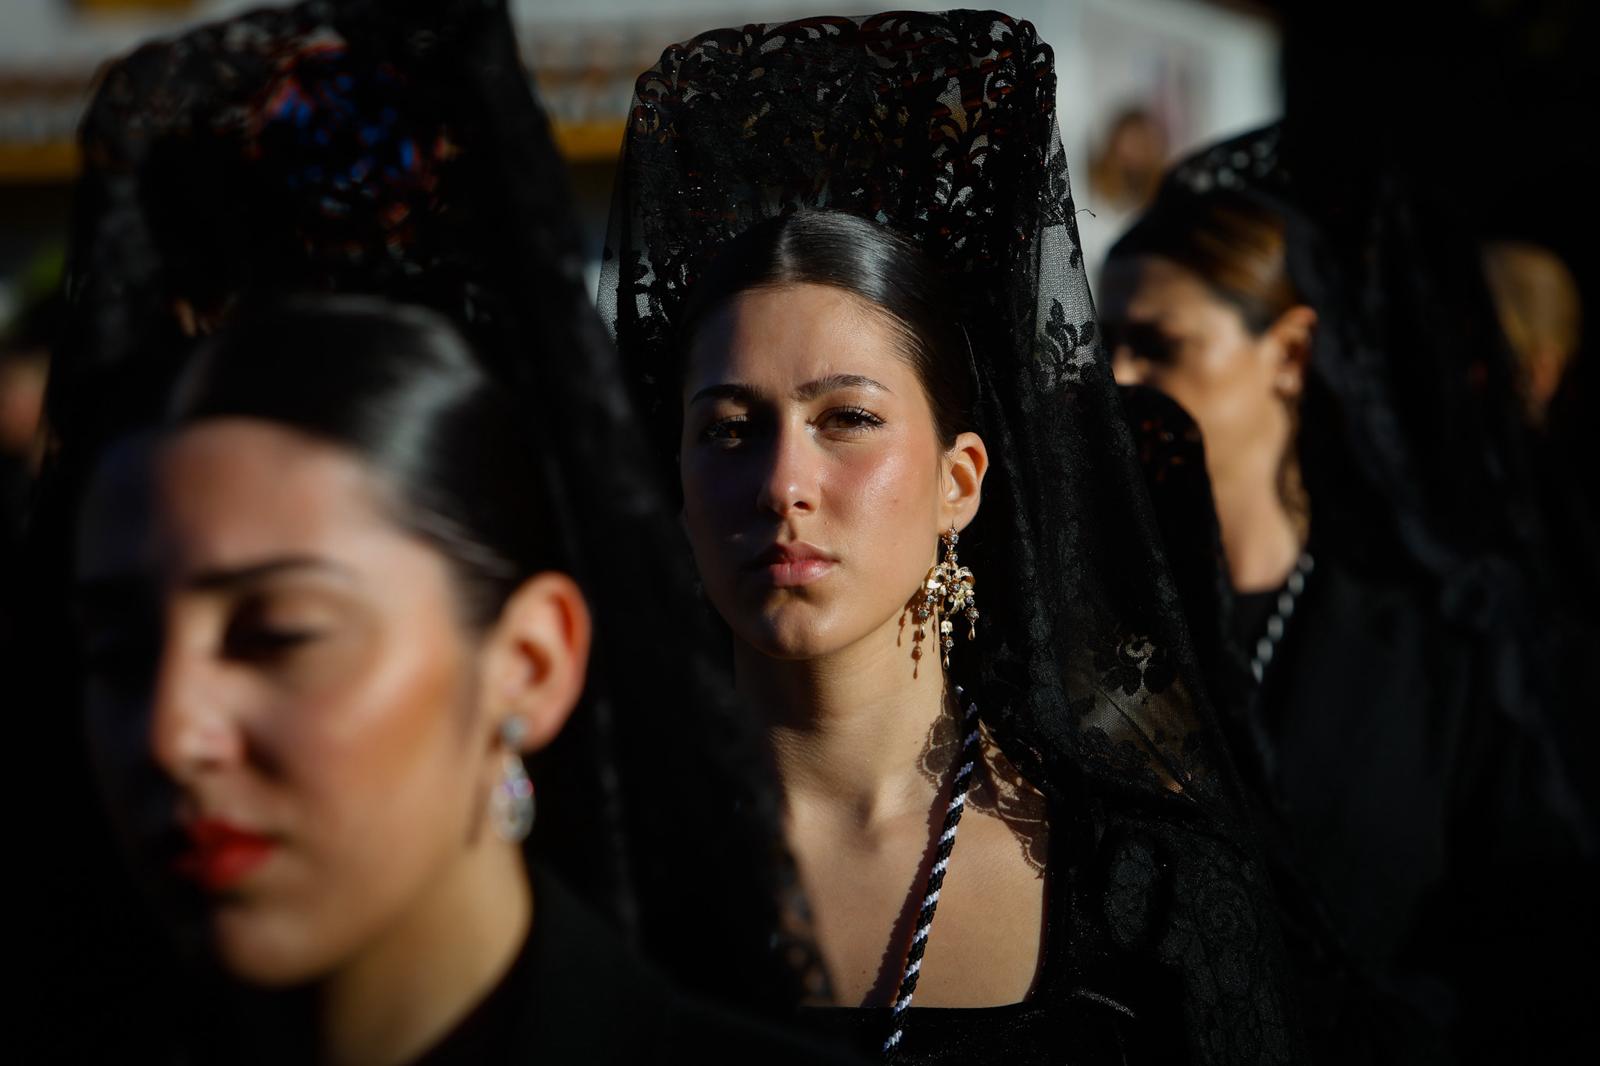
[
  {"xmin": 173, "ymin": 817, "xmax": 279, "ymax": 893},
  {"xmin": 744, "ymin": 543, "xmax": 838, "ymax": 588},
  {"xmin": 764, "ymin": 558, "xmax": 836, "ymax": 587}
]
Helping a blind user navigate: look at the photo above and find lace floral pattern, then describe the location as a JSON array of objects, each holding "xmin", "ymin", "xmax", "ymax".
[{"xmin": 603, "ymin": 13, "xmax": 1097, "ymax": 403}]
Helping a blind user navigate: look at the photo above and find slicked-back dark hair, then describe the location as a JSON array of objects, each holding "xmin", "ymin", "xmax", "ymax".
[
  {"xmin": 173, "ymin": 293, "xmax": 551, "ymax": 629},
  {"xmin": 1108, "ymin": 189, "xmax": 1303, "ymax": 336}
]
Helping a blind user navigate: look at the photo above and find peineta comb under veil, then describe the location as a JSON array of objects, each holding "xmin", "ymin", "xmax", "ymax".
[
  {"xmin": 601, "ymin": 10, "xmax": 1306, "ymax": 1062},
  {"xmin": 19, "ymin": 3, "xmax": 819, "ymax": 1055}
]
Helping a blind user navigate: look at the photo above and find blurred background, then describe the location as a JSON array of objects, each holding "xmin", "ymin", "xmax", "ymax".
[
  {"xmin": 0, "ymin": 0, "xmax": 1279, "ymax": 321},
  {"xmin": 2, "ymin": 0, "xmax": 1592, "ymax": 552},
  {"xmin": 0, "ymin": 0, "xmax": 1280, "ymax": 534}
]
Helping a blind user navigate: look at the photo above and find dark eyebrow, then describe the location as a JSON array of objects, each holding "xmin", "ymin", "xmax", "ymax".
[
  {"xmin": 687, "ymin": 374, "xmax": 891, "ymax": 408},
  {"xmin": 794, "ymin": 374, "xmax": 891, "ymax": 401},
  {"xmin": 185, "ymin": 556, "xmax": 356, "ymax": 592},
  {"xmin": 687, "ymin": 382, "xmax": 759, "ymax": 408},
  {"xmin": 75, "ymin": 556, "xmax": 355, "ymax": 603}
]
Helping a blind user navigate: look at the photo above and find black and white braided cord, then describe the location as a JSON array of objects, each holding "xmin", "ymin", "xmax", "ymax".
[
  {"xmin": 882, "ymin": 695, "xmax": 982, "ymax": 1057},
  {"xmin": 1250, "ymin": 551, "xmax": 1315, "ymax": 683}
]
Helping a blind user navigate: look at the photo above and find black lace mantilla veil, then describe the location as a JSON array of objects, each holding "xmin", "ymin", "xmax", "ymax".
[
  {"xmin": 601, "ymin": 10, "xmax": 1303, "ymax": 1062},
  {"xmin": 30, "ymin": 0, "xmax": 817, "ymax": 1022}
]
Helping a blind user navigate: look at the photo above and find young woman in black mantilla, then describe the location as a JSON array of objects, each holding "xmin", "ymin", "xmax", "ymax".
[
  {"xmin": 1104, "ymin": 125, "xmax": 1596, "ymax": 1065},
  {"xmin": 601, "ymin": 11, "xmax": 1309, "ymax": 1064}
]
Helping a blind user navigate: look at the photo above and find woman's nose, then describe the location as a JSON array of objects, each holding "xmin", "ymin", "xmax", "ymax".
[
  {"xmin": 149, "ymin": 644, "xmax": 245, "ymax": 784},
  {"xmin": 755, "ymin": 423, "xmax": 818, "ymax": 518}
]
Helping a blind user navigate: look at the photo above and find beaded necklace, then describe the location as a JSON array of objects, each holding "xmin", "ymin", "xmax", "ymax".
[{"xmin": 1251, "ymin": 552, "xmax": 1316, "ymax": 683}]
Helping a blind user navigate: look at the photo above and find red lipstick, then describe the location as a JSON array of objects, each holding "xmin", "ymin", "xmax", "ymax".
[
  {"xmin": 745, "ymin": 542, "xmax": 837, "ymax": 588},
  {"xmin": 173, "ymin": 818, "xmax": 278, "ymax": 893}
]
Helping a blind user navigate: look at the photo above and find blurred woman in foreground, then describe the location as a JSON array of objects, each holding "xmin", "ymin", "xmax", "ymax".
[
  {"xmin": 20, "ymin": 1, "xmax": 840, "ymax": 1060},
  {"xmin": 66, "ymin": 297, "xmax": 846, "ymax": 1064}
]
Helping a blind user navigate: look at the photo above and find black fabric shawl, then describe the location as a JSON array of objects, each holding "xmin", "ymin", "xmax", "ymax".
[
  {"xmin": 600, "ymin": 10, "xmax": 1308, "ymax": 1064},
  {"xmin": 798, "ymin": 792, "xmax": 1255, "ymax": 1065},
  {"xmin": 411, "ymin": 867, "xmax": 856, "ymax": 1066},
  {"xmin": 1131, "ymin": 388, "xmax": 1597, "ymax": 1065}
]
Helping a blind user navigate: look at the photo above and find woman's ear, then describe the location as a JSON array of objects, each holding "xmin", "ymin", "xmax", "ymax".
[
  {"xmin": 478, "ymin": 572, "xmax": 592, "ymax": 754},
  {"xmin": 942, "ymin": 430, "xmax": 989, "ymax": 532},
  {"xmin": 1266, "ymin": 305, "xmax": 1317, "ymax": 399}
]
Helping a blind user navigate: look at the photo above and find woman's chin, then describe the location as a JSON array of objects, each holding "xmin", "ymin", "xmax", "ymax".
[
  {"xmin": 736, "ymin": 601, "xmax": 923, "ymax": 663},
  {"xmin": 742, "ymin": 629, "xmax": 833, "ymax": 662},
  {"xmin": 734, "ymin": 609, "xmax": 852, "ymax": 662},
  {"xmin": 205, "ymin": 908, "xmax": 338, "ymax": 987}
]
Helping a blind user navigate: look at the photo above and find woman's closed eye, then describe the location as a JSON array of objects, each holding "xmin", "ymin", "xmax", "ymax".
[
  {"xmin": 222, "ymin": 597, "xmax": 330, "ymax": 662},
  {"xmin": 224, "ymin": 623, "xmax": 324, "ymax": 661}
]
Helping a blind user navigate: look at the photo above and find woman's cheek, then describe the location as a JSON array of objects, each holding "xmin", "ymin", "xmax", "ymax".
[
  {"xmin": 678, "ymin": 491, "xmax": 723, "ymax": 595},
  {"xmin": 831, "ymin": 436, "xmax": 937, "ymax": 555},
  {"xmin": 1151, "ymin": 353, "xmax": 1231, "ymax": 438},
  {"xmin": 685, "ymin": 461, "xmax": 761, "ymax": 598},
  {"xmin": 1196, "ymin": 347, "xmax": 1272, "ymax": 434},
  {"xmin": 680, "ymin": 464, "xmax": 716, "ymax": 529},
  {"xmin": 271, "ymin": 615, "xmax": 455, "ymax": 815}
]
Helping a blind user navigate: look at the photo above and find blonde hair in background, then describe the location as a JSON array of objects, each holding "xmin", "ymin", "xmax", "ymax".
[{"xmin": 1482, "ymin": 241, "xmax": 1582, "ymax": 423}]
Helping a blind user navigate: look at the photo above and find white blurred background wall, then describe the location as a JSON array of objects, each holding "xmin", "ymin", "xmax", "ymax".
[{"xmin": 0, "ymin": 0, "xmax": 1279, "ymax": 321}]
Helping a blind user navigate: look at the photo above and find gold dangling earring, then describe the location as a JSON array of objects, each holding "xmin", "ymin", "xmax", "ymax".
[
  {"xmin": 905, "ymin": 527, "xmax": 979, "ymax": 677},
  {"xmin": 937, "ymin": 527, "xmax": 978, "ymax": 669}
]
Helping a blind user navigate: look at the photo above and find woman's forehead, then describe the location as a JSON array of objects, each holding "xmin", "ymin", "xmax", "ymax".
[
  {"xmin": 682, "ymin": 283, "xmax": 916, "ymax": 397},
  {"xmin": 77, "ymin": 419, "xmax": 399, "ymax": 588}
]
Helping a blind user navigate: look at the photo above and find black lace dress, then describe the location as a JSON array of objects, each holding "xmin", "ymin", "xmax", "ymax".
[
  {"xmin": 800, "ymin": 799, "xmax": 1226, "ymax": 1065},
  {"xmin": 1248, "ymin": 556, "xmax": 1591, "ymax": 1062}
]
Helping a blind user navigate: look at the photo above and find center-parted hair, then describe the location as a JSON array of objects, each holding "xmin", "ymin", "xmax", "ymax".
[{"xmin": 679, "ymin": 209, "xmax": 976, "ymax": 448}]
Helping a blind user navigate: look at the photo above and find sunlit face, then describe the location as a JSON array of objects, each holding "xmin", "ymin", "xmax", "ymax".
[
  {"xmin": 1101, "ymin": 255, "xmax": 1300, "ymax": 482},
  {"xmin": 75, "ymin": 420, "xmax": 505, "ymax": 985},
  {"xmin": 680, "ymin": 283, "xmax": 975, "ymax": 661}
]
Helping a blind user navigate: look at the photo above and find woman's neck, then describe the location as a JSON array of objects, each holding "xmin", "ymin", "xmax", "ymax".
[
  {"xmin": 1210, "ymin": 448, "xmax": 1303, "ymax": 594},
  {"xmin": 736, "ymin": 610, "xmax": 952, "ymax": 830},
  {"xmin": 318, "ymin": 839, "xmax": 531, "ymax": 1066}
]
